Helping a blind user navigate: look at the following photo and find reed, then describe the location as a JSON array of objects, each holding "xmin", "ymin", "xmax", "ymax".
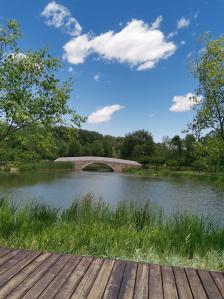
[{"xmin": 0, "ymin": 195, "xmax": 224, "ymax": 270}]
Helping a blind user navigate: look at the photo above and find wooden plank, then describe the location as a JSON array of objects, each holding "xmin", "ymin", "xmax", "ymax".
[
  {"xmin": 173, "ymin": 267, "xmax": 193, "ymax": 299},
  {"xmin": 0, "ymin": 247, "xmax": 13, "ymax": 259},
  {"xmin": 0, "ymin": 250, "xmax": 21, "ymax": 269},
  {"xmin": 198, "ymin": 270, "xmax": 222, "ymax": 299},
  {"xmin": 22, "ymin": 254, "xmax": 71, "ymax": 299},
  {"xmin": 162, "ymin": 266, "xmax": 178, "ymax": 299},
  {"xmin": 103, "ymin": 260, "xmax": 126, "ymax": 299},
  {"xmin": 7, "ymin": 253, "xmax": 60, "ymax": 298},
  {"xmin": 55, "ymin": 256, "xmax": 93, "ymax": 299},
  {"xmin": 133, "ymin": 262, "xmax": 149, "ymax": 299},
  {"xmin": 0, "ymin": 250, "xmax": 30, "ymax": 276},
  {"xmin": 72, "ymin": 258, "xmax": 104, "ymax": 299},
  {"xmin": 118, "ymin": 261, "xmax": 137, "ymax": 299},
  {"xmin": 210, "ymin": 271, "xmax": 224, "ymax": 297},
  {"xmin": 0, "ymin": 252, "xmax": 50, "ymax": 298},
  {"xmin": 0, "ymin": 247, "xmax": 223, "ymax": 299},
  {"xmin": 87, "ymin": 259, "xmax": 115, "ymax": 299},
  {"xmin": 39, "ymin": 255, "xmax": 82, "ymax": 299},
  {"xmin": 185, "ymin": 268, "xmax": 208, "ymax": 299},
  {"xmin": 0, "ymin": 251, "xmax": 40, "ymax": 288},
  {"xmin": 148, "ymin": 264, "xmax": 163, "ymax": 299}
]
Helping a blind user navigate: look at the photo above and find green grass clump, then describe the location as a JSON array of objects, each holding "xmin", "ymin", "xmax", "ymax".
[{"xmin": 0, "ymin": 195, "xmax": 224, "ymax": 271}]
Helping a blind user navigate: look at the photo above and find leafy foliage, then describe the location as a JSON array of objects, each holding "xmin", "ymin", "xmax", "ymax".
[
  {"xmin": 0, "ymin": 20, "xmax": 85, "ymax": 144},
  {"xmin": 189, "ymin": 35, "xmax": 224, "ymax": 140}
]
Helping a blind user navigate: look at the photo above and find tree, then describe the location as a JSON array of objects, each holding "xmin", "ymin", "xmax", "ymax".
[
  {"xmin": 189, "ymin": 35, "xmax": 224, "ymax": 140},
  {"xmin": 0, "ymin": 20, "xmax": 85, "ymax": 144},
  {"xmin": 183, "ymin": 134, "xmax": 196, "ymax": 166},
  {"xmin": 66, "ymin": 138, "xmax": 81, "ymax": 157},
  {"xmin": 90, "ymin": 140, "xmax": 104, "ymax": 156},
  {"xmin": 170, "ymin": 135, "xmax": 182, "ymax": 155},
  {"xmin": 121, "ymin": 130, "xmax": 154, "ymax": 160},
  {"xmin": 103, "ymin": 136, "xmax": 113, "ymax": 157}
]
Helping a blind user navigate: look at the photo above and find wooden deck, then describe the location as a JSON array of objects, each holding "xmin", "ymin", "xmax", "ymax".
[{"xmin": 0, "ymin": 247, "xmax": 223, "ymax": 298}]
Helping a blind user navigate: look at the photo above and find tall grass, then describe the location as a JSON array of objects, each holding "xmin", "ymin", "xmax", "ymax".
[{"xmin": 0, "ymin": 196, "xmax": 224, "ymax": 270}]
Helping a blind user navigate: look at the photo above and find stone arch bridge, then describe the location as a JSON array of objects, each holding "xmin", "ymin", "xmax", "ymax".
[{"xmin": 55, "ymin": 157, "xmax": 141, "ymax": 172}]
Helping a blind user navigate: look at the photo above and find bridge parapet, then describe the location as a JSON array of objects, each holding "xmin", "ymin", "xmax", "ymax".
[{"xmin": 55, "ymin": 157, "xmax": 141, "ymax": 172}]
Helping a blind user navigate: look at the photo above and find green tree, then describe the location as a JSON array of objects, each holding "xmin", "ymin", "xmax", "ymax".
[
  {"xmin": 189, "ymin": 35, "xmax": 224, "ymax": 140},
  {"xmin": 103, "ymin": 136, "xmax": 113, "ymax": 157},
  {"xmin": 183, "ymin": 134, "xmax": 196, "ymax": 166},
  {"xmin": 66, "ymin": 138, "xmax": 81, "ymax": 157},
  {"xmin": 90, "ymin": 140, "xmax": 104, "ymax": 156},
  {"xmin": 121, "ymin": 130, "xmax": 154, "ymax": 160},
  {"xmin": 0, "ymin": 20, "xmax": 84, "ymax": 144}
]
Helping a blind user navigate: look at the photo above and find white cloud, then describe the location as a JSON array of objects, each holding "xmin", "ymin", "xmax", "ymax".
[
  {"xmin": 41, "ymin": 1, "xmax": 82, "ymax": 36},
  {"xmin": 88, "ymin": 104, "xmax": 124, "ymax": 123},
  {"xmin": 167, "ymin": 31, "xmax": 177, "ymax": 39},
  {"xmin": 63, "ymin": 34, "xmax": 91, "ymax": 63},
  {"xmin": 177, "ymin": 17, "xmax": 190, "ymax": 29},
  {"xmin": 63, "ymin": 18, "xmax": 176, "ymax": 71},
  {"xmin": 94, "ymin": 74, "xmax": 101, "ymax": 81},
  {"xmin": 170, "ymin": 93, "xmax": 199, "ymax": 112},
  {"xmin": 150, "ymin": 16, "xmax": 163, "ymax": 30}
]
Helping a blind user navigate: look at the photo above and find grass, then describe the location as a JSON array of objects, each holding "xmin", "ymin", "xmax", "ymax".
[
  {"xmin": 124, "ymin": 167, "xmax": 224, "ymax": 190},
  {"xmin": 0, "ymin": 195, "xmax": 224, "ymax": 271},
  {"xmin": 14, "ymin": 161, "xmax": 74, "ymax": 171}
]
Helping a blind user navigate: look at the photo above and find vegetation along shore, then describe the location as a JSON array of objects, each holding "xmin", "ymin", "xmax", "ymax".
[{"xmin": 0, "ymin": 195, "xmax": 224, "ymax": 271}]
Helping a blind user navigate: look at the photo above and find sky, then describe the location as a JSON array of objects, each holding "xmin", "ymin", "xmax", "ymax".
[{"xmin": 1, "ymin": 0, "xmax": 224, "ymax": 141}]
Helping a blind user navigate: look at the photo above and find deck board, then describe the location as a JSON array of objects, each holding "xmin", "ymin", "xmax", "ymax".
[
  {"xmin": 162, "ymin": 266, "xmax": 179, "ymax": 299},
  {"xmin": 117, "ymin": 261, "xmax": 137, "ymax": 299},
  {"xmin": 0, "ymin": 247, "xmax": 222, "ymax": 298},
  {"xmin": 198, "ymin": 270, "xmax": 223, "ymax": 299},
  {"xmin": 103, "ymin": 260, "xmax": 126, "ymax": 299}
]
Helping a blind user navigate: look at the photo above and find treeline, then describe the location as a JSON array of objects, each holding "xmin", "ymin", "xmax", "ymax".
[{"xmin": 1, "ymin": 125, "xmax": 224, "ymax": 172}]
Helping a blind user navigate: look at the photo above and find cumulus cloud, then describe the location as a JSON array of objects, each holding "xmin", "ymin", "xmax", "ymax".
[
  {"xmin": 169, "ymin": 93, "xmax": 199, "ymax": 112},
  {"xmin": 88, "ymin": 104, "xmax": 124, "ymax": 123},
  {"xmin": 177, "ymin": 17, "xmax": 190, "ymax": 29},
  {"xmin": 41, "ymin": 1, "xmax": 82, "ymax": 36},
  {"xmin": 63, "ymin": 18, "xmax": 176, "ymax": 71}
]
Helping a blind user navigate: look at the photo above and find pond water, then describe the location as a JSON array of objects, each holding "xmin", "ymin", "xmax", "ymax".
[{"xmin": 0, "ymin": 171, "xmax": 224, "ymax": 224}]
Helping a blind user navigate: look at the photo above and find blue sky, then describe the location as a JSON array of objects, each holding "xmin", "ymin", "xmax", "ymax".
[{"xmin": 1, "ymin": 0, "xmax": 223, "ymax": 141}]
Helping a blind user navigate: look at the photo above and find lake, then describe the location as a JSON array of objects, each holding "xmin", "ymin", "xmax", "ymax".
[{"xmin": 0, "ymin": 171, "xmax": 224, "ymax": 224}]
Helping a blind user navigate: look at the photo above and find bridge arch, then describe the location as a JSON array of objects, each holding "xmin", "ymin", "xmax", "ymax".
[{"xmin": 82, "ymin": 162, "xmax": 114, "ymax": 172}]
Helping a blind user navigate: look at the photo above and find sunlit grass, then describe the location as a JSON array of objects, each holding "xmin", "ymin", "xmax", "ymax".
[{"xmin": 0, "ymin": 195, "xmax": 224, "ymax": 270}]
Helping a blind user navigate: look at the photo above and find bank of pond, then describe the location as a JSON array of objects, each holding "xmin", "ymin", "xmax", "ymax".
[
  {"xmin": 1, "ymin": 164, "xmax": 224, "ymax": 271},
  {"xmin": 0, "ymin": 196, "xmax": 224, "ymax": 271},
  {"xmin": 124, "ymin": 167, "xmax": 224, "ymax": 191}
]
